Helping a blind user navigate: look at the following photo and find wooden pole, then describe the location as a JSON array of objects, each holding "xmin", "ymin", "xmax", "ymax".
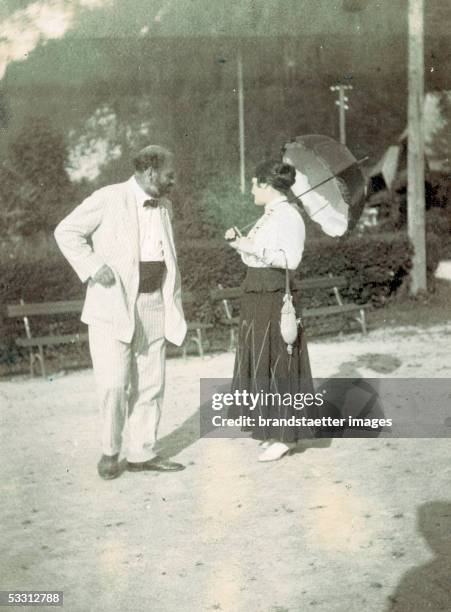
[
  {"xmin": 237, "ymin": 51, "xmax": 245, "ymax": 194},
  {"xmin": 338, "ymin": 87, "xmax": 346, "ymax": 144},
  {"xmin": 330, "ymin": 84, "xmax": 352, "ymax": 145},
  {"xmin": 407, "ymin": 0, "xmax": 427, "ymax": 294}
]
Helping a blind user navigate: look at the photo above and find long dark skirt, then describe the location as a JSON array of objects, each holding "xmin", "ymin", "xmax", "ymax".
[{"xmin": 229, "ymin": 288, "xmax": 316, "ymax": 443}]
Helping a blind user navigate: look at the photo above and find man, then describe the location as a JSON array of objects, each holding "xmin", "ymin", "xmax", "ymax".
[{"xmin": 54, "ymin": 145, "xmax": 187, "ymax": 480}]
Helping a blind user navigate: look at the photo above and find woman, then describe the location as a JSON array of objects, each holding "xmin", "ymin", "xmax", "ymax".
[{"xmin": 225, "ymin": 160, "xmax": 315, "ymax": 462}]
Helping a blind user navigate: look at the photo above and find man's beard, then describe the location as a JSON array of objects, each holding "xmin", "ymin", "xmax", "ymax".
[{"xmin": 156, "ymin": 184, "xmax": 172, "ymax": 197}]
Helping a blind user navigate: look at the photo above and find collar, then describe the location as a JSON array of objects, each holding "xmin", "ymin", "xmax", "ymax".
[
  {"xmin": 129, "ymin": 175, "xmax": 155, "ymax": 207},
  {"xmin": 264, "ymin": 195, "xmax": 287, "ymax": 214}
]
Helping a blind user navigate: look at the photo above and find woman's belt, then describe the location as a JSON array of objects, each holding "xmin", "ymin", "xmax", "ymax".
[
  {"xmin": 139, "ymin": 261, "xmax": 166, "ymax": 293},
  {"xmin": 241, "ymin": 267, "xmax": 296, "ymax": 293}
]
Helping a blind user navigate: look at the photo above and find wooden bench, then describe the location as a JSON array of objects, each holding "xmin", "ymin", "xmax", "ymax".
[
  {"xmin": 181, "ymin": 292, "xmax": 213, "ymax": 359},
  {"xmin": 210, "ymin": 275, "xmax": 369, "ymax": 350},
  {"xmin": 6, "ymin": 300, "xmax": 87, "ymax": 377},
  {"xmin": 7, "ymin": 293, "xmax": 212, "ymax": 377}
]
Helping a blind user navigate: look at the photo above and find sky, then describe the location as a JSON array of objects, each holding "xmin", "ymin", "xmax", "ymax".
[{"xmin": 0, "ymin": 0, "xmax": 114, "ymax": 79}]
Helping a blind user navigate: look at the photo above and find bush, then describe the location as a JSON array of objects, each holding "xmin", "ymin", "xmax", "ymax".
[
  {"xmin": 179, "ymin": 230, "xmax": 443, "ymax": 311},
  {"xmin": 178, "ymin": 232, "xmax": 418, "ymax": 309},
  {"xmin": 0, "ymin": 232, "xmax": 441, "ymax": 359},
  {"xmin": 0, "ymin": 258, "xmax": 85, "ymax": 359},
  {"xmin": 426, "ymin": 207, "xmax": 451, "ymax": 242},
  {"xmin": 172, "ymin": 176, "xmax": 258, "ymax": 243},
  {"xmin": 0, "ymin": 118, "xmax": 74, "ymax": 237}
]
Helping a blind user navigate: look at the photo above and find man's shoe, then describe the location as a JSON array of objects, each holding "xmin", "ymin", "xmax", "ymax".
[
  {"xmin": 127, "ymin": 457, "xmax": 185, "ymax": 472},
  {"xmin": 97, "ymin": 454, "xmax": 120, "ymax": 480}
]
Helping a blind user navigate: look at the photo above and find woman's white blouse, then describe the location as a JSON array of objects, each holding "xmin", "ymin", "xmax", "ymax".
[{"xmin": 238, "ymin": 197, "xmax": 305, "ymax": 270}]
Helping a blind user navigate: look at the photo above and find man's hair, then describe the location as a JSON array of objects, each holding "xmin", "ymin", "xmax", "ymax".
[{"xmin": 133, "ymin": 145, "xmax": 173, "ymax": 173}]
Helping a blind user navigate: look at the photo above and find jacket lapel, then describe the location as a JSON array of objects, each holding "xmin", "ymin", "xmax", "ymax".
[
  {"xmin": 122, "ymin": 182, "xmax": 140, "ymax": 264},
  {"xmin": 160, "ymin": 203, "xmax": 176, "ymax": 262}
]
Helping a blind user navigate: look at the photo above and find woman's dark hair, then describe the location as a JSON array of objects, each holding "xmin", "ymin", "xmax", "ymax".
[{"xmin": 254, "ymin": 160, "xmax": 296, "ymax": 195}]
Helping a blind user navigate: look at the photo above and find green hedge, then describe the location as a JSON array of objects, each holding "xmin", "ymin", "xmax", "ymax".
[
  {"xmin": 179, "ymin": 231, "xmax": 440, "ymax": 307},
  {"xmin": 0, "ymin": 232, "xmax": 441, "ymax": 359}
]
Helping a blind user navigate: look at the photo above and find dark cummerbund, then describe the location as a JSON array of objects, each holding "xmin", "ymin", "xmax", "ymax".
[
  {"xmin": 241, "ymin": 267, "xmax": 296, "ymax": 293},
  {"xmin": 139, "ymin": 261, "xmax": 166, "ymax": 293}
]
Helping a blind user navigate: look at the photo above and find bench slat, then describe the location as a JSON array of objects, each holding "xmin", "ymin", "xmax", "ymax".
[
  {"xmin": 219, "ymin": 317, "xmax": 239, "ymax": 325},
  {"xmin": 219, "ymin": 304, "xmax": 367, "ymax": 325},
  {"xmin": 7, "ymin": 301, "xmax": 84, "ymax": 317},
  {"xmin": 16, "ymin": 333, "xmax": 89, "ymax": 348},
  {"xmin": 303, "ymin": 303, "xmax": 369, "ymax": 318},
  {"xmin": 294, "ymin": 276, "xmax": 347, "ymax": 290},
  {"xmin": 9, "ymin": 298, "xmax": 200, "ymax": 315},
  {"xmin": 210, "ymin": 276, "xmax": 347, "ymax": 300},
  {"xmin": 210, "ymin": 287, "xmax": 243, "ymax": 300},
  {"xmin": 187, "ymin": 322, "xmax": 213, "ymax": 330}
]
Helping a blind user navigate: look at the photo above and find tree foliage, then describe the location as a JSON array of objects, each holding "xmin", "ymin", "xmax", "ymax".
[{"xmin": 0, "ymin": 117, "xmax": 73, "ymax": 236}]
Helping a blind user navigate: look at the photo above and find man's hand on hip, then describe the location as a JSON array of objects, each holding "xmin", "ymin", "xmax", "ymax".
[{"xmin": 92, "ymin": 264, "xmax": 116, "ymax": 287}]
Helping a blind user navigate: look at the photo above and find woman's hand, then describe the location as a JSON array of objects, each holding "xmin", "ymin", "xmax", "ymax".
[
  {"xmin": 225, "ymin": 227, "xmax": 255, "ymax": 254},
  {"xmin": 225, "ymin": 227, "xmax": 239, "ymax": 242},
  {"xmin": 232, "ymin": 237, "xmax": 255, "ymax": 254}
]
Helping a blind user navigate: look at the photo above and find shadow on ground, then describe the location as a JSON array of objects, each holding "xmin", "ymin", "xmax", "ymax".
[
  {"xmin": 155, "ymin": 367, "xmax": 394, "ymax": 459},
  {"xmin": 386, "ymin": 500, "xmax": 451, "ymax": 611}
]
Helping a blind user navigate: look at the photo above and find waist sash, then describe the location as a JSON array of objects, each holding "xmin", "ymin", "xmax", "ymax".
[
  {"xmin": 242, "ymin": 267, "xmax": 296, "ymax": 293},
  {"xmin": 139, "ymin": 261, "xmax": 166, "ymax": 293}
]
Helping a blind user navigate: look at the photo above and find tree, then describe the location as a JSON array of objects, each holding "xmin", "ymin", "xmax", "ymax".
[{"xmin": 0, "ymin": 117, "xmax": 73, "ymax": 236}]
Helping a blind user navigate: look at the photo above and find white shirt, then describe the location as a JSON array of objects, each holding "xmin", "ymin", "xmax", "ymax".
[
  {"xmin": 238, "ymin": 197, "xmax": 305, "ymax": 270},
  {"xmin": 130, "ymin": 176, "xmax": 165, "ymax": 262}
]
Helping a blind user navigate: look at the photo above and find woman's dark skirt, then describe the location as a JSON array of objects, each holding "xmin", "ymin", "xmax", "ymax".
[{"xmin": 229, "ymin": 267, "xmax": 316, "ymax": 443}]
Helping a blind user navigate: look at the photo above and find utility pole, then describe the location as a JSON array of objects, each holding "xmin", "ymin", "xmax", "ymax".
[
  {"xmin": 407, "ymin": 0, "xmax": 427, "ymax": 294},
  {"xmin": 330, "ymin": 84, "xmax": 353, "ymax": 144},
  {"xmin": 237, "ymin": 51, "xmax": 246, "ymax": 194}
]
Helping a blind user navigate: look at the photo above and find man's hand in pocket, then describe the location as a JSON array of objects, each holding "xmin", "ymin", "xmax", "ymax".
[{"xmin": 92, "ymin": 264, "xmax": 116, "ymax": 287}]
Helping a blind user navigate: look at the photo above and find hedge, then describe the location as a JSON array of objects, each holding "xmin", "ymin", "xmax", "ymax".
[
  {"xmin": 178, "ymin": 231, "xmax": 440, "ymax": 309},
  {"xmin": 0, "ymin": 232, "xmax": 441, "ymax": 358}
]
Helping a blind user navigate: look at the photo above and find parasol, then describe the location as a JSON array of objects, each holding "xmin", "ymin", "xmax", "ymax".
[{"xmin": 282, "ymin": 135, "xmax": 367, "ymax": 236}]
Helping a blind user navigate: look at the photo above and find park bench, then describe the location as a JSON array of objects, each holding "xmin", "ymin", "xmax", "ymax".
[
  {"xmin": 180, "ymin": 293, "xmax": 213, "ymax": 359},
  {"xmin": 210, "ymin": 275, "xmax": 369, "ymax": 351},
  {"xmin": 6, "ymin": 300, "xmax": 87, "ymax": 378},
  {"xmin": 6, "ymin": 292, "xmax": 212, "ymax": 377}
]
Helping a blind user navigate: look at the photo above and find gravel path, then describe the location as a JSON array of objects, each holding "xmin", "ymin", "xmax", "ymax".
[{"xmin": 1, "ymin": 323, "xmax": 451, "ymax": 612}]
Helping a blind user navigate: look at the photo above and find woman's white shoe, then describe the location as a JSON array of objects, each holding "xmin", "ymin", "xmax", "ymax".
[
  {"xmin": 258, "ymin": 442, "xmax": 291, "ymax": 462},
  {"xmin": 259, "ymin": 440, "xmax": 271, "ymax": 450}
]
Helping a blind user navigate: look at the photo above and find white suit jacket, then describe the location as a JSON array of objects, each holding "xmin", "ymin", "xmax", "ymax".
[{"xmin": 54, "ymin": 179, "xmax": 187, "ymax": 346}]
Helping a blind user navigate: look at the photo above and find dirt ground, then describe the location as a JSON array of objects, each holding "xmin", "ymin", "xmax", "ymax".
[{"xmin": 1, "ymin": 320, "xmax": 451, "ymax": 612}]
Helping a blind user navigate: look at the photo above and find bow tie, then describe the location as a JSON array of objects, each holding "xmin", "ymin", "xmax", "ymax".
[{"xmin": 143, "ymin": 199, "xmax": 159, "ymax": 209}]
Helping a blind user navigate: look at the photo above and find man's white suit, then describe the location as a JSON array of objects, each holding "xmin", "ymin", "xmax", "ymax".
[
  {"xmin": 54, "ymin": 179, "xmax": 187, "ymax": 462},
  {"xmin": 54, "ymin": 180, "xmax": 186, "ymax": 345}
]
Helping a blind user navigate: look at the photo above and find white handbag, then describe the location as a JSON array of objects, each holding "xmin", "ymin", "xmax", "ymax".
[{"xmin": 279, "ymin": 251, "xmax": 300, "ymax": 355}]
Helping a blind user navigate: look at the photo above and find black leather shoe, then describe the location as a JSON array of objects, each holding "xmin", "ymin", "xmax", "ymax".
[
  {"xmin": 127, "ymin": 457, "xmax": 185, "ymax": 472},
  {"xmin": 97, "ymin": 454, "xmax": 120, "ymax": 480}
]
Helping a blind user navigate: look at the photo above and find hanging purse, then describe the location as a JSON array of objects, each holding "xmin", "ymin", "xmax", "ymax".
[{"xmin": 279, "ymin": 251, "xmax": 300, "ymax": 355}]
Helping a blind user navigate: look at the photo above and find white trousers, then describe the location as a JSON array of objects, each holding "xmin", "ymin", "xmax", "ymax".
[{"xmin": 88, "ymin": 290, "xmax": 166, "ymax": 462}]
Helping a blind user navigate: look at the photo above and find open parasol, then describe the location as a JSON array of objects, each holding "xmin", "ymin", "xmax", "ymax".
[{"xmin": 282, "ymin": 135, "xmax": 367, "ymax": 236}]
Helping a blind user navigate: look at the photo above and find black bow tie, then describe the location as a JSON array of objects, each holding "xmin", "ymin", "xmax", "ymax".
[{"xmin": 143, "ymin": 199, "xmax": 159, "ymax": 208}]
